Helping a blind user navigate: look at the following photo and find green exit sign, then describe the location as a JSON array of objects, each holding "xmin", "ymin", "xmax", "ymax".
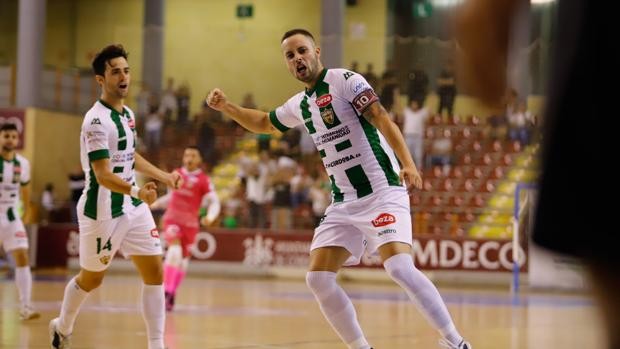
[
  {"xmin": 413, "ymin": 1, "xmax": 433, "ymax": 18},
  {"xmin": 237, "ymin": 4, "xmax": 253, "ymax": 18}
]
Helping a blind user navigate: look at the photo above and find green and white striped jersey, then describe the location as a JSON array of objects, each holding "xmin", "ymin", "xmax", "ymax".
[
  {"xmin": 80, "ymin": 100, "xmax": 142, "ymax": 220},
  {"xmin": 269, "ymin": 68, "xmax": 403, "ymax": 203},
  {"xmin": 0, "ymin": 154, "xmax": 30, "ymax": 221}
]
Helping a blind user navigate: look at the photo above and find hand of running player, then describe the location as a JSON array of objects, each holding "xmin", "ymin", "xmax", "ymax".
[
  {"xmin": 400, "ymin": 166, "xmax": 422, "ymax": 194},
  {"xmin": 139, "ymin": 182, "xmax": 158, "ymax": 205},
  {"xmin": 200, "ymin": 216, "xmax": 214, "ymax": 227},
  {"xmin": 206, "ymin": 88, "xmax": 227, "ymax": 111}
]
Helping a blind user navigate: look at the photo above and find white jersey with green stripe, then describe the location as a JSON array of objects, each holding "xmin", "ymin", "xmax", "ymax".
[
  {"xmin": 269, "ymin": 68, "xmax": 403, "ymax": 203},
  {"xmin": 0, "ymin": 154, "xmax": 30, "ymax": 220},
  {"xmin": 79, "ymin": 100, "xmax": 142, "ymax": 220}
]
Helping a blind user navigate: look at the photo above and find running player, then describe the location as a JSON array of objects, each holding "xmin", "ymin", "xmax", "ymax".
[
  {"xmin": 151, "ymin": 146, "xmax": 220, "ymax": 311},
  {"xmin": 207, "ymin": 29, "xmax": 471, "ymax": 349},
  {"xmin": 49, "ymin": 44, "xmax": 181, "ymax": 349},
  {"xmin": 0, "ymin": 123, "xmax": 39, "ymax": 321}
]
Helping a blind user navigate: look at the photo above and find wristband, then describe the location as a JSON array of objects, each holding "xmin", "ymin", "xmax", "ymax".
[{"xmin": 130, "ymin": 186, "xmax": 141, "ymax": 199}]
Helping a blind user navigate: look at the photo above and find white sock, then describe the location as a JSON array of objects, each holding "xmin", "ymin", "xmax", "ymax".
[
  {"xmin": 14, "ymin": 266, "xmax": 32, "ymax": 308},
  {"xmin": 306, "ymin": 271, "xmax": 370, "ymax": 349},
  {"xmin": 58, "ymin": 277, "xmax": 89, "ymax": 335},
  {"xmin": 141, "ymin": 284, "xmax": 166, "ymax": 349},
  {"xmin": 383, "ymin": 253, "xmax": 463, "ymax": 345}
]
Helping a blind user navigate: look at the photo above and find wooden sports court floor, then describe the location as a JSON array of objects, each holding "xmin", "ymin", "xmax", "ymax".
[{"xmin": 0, "ymin": 272, "xmax": 605, "ymax": 349}]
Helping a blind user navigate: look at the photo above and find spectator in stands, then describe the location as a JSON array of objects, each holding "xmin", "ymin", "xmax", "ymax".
[
  {"xmin": 297, "ymin": 124, "xmax": 316, "ymax": 165},
  {"xmin": 407, "ymin": 66, "xmax": 429, "ymax": 106},
  {"xmin": 280, "ymin": 127, "xmax": 302, "ymax": 158},
  {"xmin": 241, "ymin": 93, "xmax": 257, "ymax": 110},
  {"xmin": 380, "ymin": 83, "xmax": 402, "ymax": 126},
  {"xmin": 363, "ymin": 63, "xmax": 379, "ymax": 90},
  {"xmin": 270, "ymin": 148, "xmax": 295, "ymax": 230},
  {"xmin": 195, "ymin": 106, "xmax": 217, "ymax": 165},
  {"xmin": 135, "ymin": 82, "xmax": 151, "ymax": 129},
  {"xmin": 67, "ymin": 165, "xmax": 85, "ymax": 223},
  {"xmin": 349, "ymin": 61, "xmax": 359, "ymax": 73},
  {"xmin": 236, "ymin": 150, "xmax": 253, "ymax": 187},
  {"xmin": 402, "ymin": 99, "xmax": 430, "ymax": 169},
  {"xmin": 144, "ymin": 106, "xmax": 163, "ymax": 152},
  {"xmin": 290, "ymin": 165, "xmax": 313, "ymax": 208},
  {"xmin": 246, "ymin": 155, "xmax": 270, "ymax": 229},
  {"xmin": 40, "ymin": 183, "xmax": 55, "ymax": 224},
  {"xmin": 429, "ymin": 129, "xmax": 453, "ymax": 175},
  {"xmin": 257, "ymin": 133, "xmax": 271, "ymax": 152},
  {"xmin": 308, "ymin": 173, "xmax": 330, "ymax": 228},
  {"xmin": 507, "ymin": 101, "xmax": 533, "ymax": 145},
  {"xmin": 176, "ymin": 83, "xmax": 191, "ymax": 127},
  {"xmin": 437, "ymin": 62, "xmax": 457, "ymax": 117},
  {"xmin": 159, "ymin": 78, "xmax": 178, "ymax": 122},
  {"xmin": 222, "ymin": 186, "xmax": 244, "ymax": 229}
]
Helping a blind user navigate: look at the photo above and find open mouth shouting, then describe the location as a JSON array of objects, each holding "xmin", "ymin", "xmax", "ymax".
[
  {"xmin": 118, "ymin": 82, "xmax": 129, "ymax": 93},
  {"xmin": 296, "ymin": 63, "xmax": 308, "ymax": 78}
]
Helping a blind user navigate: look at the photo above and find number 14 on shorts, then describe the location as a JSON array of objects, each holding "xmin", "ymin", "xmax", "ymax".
[{"xmin": 96, "ymin": 237, "xmax": 112, "ymax": 254}]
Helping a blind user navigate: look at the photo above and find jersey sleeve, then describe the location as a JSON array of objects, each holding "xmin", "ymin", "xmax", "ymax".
[
  {"xmin": 19, "ymin": 157, "xmax": 31, "ymax": 185},
  {"xmin": 83, "ymin": 115, "xmax": 110, "ymax": 162},
  {"xmin": 341, "ymin": 71, "xmax": 379, "ymax": 114},
  {"xmin": 269, "ymin": 95, "xmax": 304, "ymax": 132}
]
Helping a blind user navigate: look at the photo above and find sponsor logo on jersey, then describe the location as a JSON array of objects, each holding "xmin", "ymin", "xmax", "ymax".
[
  {"xmin": 86, "ymin": 131, "xmax": 106, "ymax": 141},
  {"xmin": 343, "ymin": 71, "xmax": 355, "ymax": 80},
  {"xmin": 321, "ymin": 108, "xmax": 335, "ymax": 124},
  {"xmin": 378, "ymin": 228, "xmax": 397, "ymax": 237},
  {"xmin": 316, "ymin": 126, "xmax": 350, "ymax": 145},
  {"xmin": 15, "ymin": 231, "xmax": 27, "ymax": 238},
  {"xmin": 99, "ymin": 255, "xmax": 111, "ymax": 265},
  {"xmin": 316, "ymin": 94, "xmax": 333, "ymax": 108},
  {"xmin": 351, "ymin": 81, "xmax": 366, "ymax": 94},
  {"xmin": 325, "ymin": 153, "xmax": 361, "ymax": 168},
  {"xmin": 91, "ymin": 118, "xmax": 101, "ymax": 125},
  {"xmin": 372, "ymin": 213, "xmax": 396, "ymax": 227},
  {"xmin": 150, "ymin": 229, "xmax": 160, "ymax": 238}
]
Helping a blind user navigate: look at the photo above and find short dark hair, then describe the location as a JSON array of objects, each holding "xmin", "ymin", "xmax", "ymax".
[
  {"xmin": 281, "ymin": 28, "xmax": 315, "ymax": 43},
  {"xmin": 0, "ymin": 123, "xmax": 18, "ymax": 133},
  {"xmin": 92, "ymin": 44, "xmax": 129, "ymax": 76},
  {"xmin": 186, "ymin": 145, "xmax": 203, "ymax": 158}
]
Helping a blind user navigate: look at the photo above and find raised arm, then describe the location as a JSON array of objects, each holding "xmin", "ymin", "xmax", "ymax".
[{"xmin": 206, "ymin": 88, "xmax": 279, "ymax": 134}]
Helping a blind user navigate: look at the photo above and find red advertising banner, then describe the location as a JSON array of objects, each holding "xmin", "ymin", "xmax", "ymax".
[
  {"xmin": 0, "ymin": 108, "xmax": 26, "ymax": 149},
  {"xmin": 37, "ymin": 225, "xmax": 527, "ymax": 272}
]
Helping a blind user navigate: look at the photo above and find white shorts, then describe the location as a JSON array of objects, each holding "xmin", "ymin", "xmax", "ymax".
[
  {"xmin": 0, "ymin": 217, "xmax": 29, "ymax": 252},
  {"xmin": 312, "ymin": 186, "xmax": 412, "ymax": 266},
  {"xmin": 78, "ymin": 203, "xmax": 162, "ymax": 272}
]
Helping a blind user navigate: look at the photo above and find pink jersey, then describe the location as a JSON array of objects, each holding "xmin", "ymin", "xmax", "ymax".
[{"xmin": 163, "ymin": 167, "xmax": 212, "ymax": 228}]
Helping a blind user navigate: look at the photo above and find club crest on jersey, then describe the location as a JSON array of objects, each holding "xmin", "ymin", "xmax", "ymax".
[
  {"xmin": 99, "ymin": 255, "xmax": 111, "ymax": 265},
  {"xmin": 316, "ymin": 94, "xmax": 333, "ymax": 108},
  {"xmin": 321, "ymin": 108, "xmax": 335, "ymax": 124},
  {"xmin": 372, "ymin": 213, "xmax": 396, "ymax": 227}
]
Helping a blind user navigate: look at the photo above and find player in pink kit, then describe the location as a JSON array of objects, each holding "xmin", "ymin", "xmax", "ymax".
[{"xmin": 151, "ymin": 146, "xmax": 220, "ymax": 311}]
